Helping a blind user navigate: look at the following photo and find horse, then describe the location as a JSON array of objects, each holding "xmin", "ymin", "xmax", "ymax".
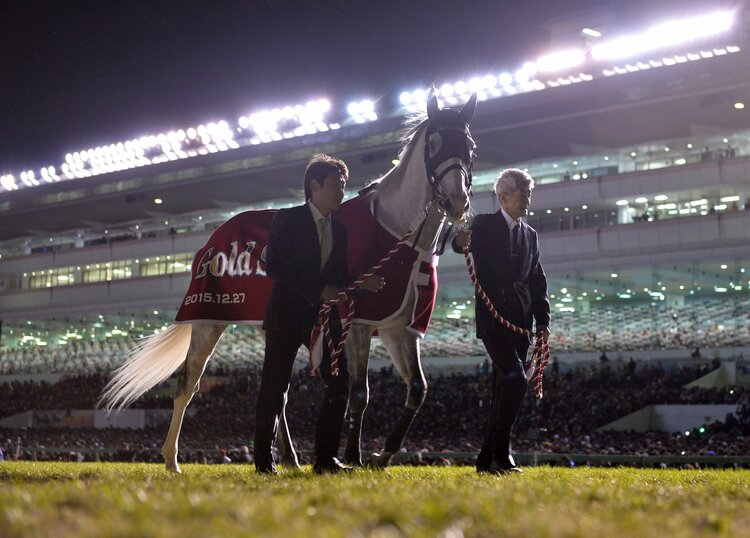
[{"xmin": 99, "ymin": 91, "xmax": 477, "ymax": 472}]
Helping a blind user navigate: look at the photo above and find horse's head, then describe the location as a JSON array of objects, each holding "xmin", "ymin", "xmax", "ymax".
[{"xmin": 424, "ymin": 91, "xmax": 477, "ymax": 224}]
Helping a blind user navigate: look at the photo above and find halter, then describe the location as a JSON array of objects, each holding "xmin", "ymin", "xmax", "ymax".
[
  {"xmin": 423, "ymin": 123, "xmax": 475, "ymax": 201},
  {"xmin": 420, "ymin": 121, "xmax": 475, "ymax": 252}
]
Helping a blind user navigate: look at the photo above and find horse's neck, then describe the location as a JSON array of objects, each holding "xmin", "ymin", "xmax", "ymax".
[
  {"xmin": 374, "ymin": 129, "xmax": 432, "ymax": 236},
  {"xmin": 412, "ymin": 203, "xmax": 445, "ymax": 252}
]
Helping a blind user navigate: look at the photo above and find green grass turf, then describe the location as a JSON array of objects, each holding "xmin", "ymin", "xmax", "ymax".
[{"xmin": 1, "ymin": 462, "xmax": 749, "ymax": 537}]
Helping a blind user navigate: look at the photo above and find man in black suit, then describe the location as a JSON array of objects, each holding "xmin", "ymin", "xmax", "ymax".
[
  {"xmin": 254, "ymin": 154, "xmax": 383, "ymax": 475},
  {"xmin": 453, "ymin": 168, "xmax": 550, "ymax": 474}
]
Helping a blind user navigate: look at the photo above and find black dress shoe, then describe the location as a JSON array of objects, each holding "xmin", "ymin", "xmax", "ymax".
[
  {"xmin": 477, "ymin": 457, "xmax": 523, "ymax": 475},
  {"xmin": 313, "ymin": 458, "xmax": 354, "ymax": 475},
  {"xmin": 476, "ymin": 464, "xmax": 523, "ymax": 475}
]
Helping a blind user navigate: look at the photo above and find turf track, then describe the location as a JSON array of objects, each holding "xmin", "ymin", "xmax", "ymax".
[{"xmin": 1, "ymin": 462, "xmax": 749, "ymax": 537}]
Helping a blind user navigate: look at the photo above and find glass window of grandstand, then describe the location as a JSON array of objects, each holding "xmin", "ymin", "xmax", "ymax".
[
  {"xmin": 139, "ymin": 254, "xmax": 192, "ymax": 277},
  {"xmin": 82, "ymin": 261, "xmax": 133, "ymax": 283},
  {"xmin": 28, "ymin": 267, "xmax": 77, "ymax": 289}
]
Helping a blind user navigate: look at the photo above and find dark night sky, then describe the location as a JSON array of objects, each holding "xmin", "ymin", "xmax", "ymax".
[{"xmin": 0, "ymin": 0, "xmax": 725, "ymax": 173}]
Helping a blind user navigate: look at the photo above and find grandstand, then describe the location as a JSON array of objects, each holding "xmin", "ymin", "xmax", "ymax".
[{"xmin": 1, "ymin": 8, "xmax": 749, "ymax": 463}]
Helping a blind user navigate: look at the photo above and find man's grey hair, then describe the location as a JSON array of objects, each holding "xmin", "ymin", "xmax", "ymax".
[{"xmin": 493, "ymin": 168, "xmax": 535, "ymax": 198}]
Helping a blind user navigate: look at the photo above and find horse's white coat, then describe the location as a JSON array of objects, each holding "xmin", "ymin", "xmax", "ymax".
[{"xmin": 99, "ymin": 99, "xmax": 473, "ymax": 471}]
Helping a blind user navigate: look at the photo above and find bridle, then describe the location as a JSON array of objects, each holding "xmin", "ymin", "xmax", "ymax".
[
  {"xmin": 412, "ymin": 120, "xmax": 475, "ymax": 252},
  {"xmin": 423, "ymin": 123, "xmax": 475, "ymax": 209}
]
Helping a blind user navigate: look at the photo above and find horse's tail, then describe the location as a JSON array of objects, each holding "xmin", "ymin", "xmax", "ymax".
[{"xmin": 99, "ymin": 323, "xmax": 192, "ymax": 412}]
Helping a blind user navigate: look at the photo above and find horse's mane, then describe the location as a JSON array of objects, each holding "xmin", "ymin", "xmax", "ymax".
[
  {"xmin": 398, "ymin": 112, "xmax": 428, "ymax": 159},
  {"xmin": 365, "ymin": 113, "xmax": 428, "ymax": 192}
]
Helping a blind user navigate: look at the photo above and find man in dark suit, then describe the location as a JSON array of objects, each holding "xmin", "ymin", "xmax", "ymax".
[
  {"xmin": 254, "ymin": 154, "xmax": 383, "ymax": 475},
  {"xmin": 453, "ymin": 168, "xmax": 550, "ymax": 474}
]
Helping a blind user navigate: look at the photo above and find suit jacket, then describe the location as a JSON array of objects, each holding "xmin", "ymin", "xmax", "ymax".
[
  {"xmin": 453, "ymin": 210, "xmax": 550, "ymax": 341},
  {"xmin": 263, "ymin": 204, "xmax": 349, "ymax": 333}
]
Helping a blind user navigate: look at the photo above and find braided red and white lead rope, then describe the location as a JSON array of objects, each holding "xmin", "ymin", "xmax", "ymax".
[
  {"xmin": 462, "ymin": 247, "xmax": 551, "ymax": 399},
  {"xmin": 317, "ymin": 226, "xmax": 418, "ymax": 376}
]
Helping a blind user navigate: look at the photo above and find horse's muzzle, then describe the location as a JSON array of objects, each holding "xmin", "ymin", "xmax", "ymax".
[{"xmin": 443, "ymin": 197, "xmax": 470, "ymax": 224}]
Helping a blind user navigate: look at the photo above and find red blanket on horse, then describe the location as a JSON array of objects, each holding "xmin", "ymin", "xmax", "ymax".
[{"xmin": 175, "ymin": 194, "xmax": 437, "ymax": 336}]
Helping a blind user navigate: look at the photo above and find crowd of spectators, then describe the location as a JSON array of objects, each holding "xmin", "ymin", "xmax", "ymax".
[{"xmin": 1, "ymin": 359, "xmax": 747, "ymax": 465}]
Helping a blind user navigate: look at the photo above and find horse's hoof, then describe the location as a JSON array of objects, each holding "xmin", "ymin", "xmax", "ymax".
[
  {"xmin": 162, "ymin": 450, "xmax": 181, "ymax": 473},
  {"xmin": 368, "ymin": 451, "xmax": 394, "ymax": 468},
  {"xmin": 343, "ymin": 456, "xmax": 365, "ymax": 468},
  {"xmin": 165, "ymin": 462, "xmax": 181, "ymax": 474}
]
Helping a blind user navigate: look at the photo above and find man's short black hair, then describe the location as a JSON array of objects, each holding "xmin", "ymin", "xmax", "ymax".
[{"xmin": 303, "ymin": 154, "xmax": 349, "ymax": 201}]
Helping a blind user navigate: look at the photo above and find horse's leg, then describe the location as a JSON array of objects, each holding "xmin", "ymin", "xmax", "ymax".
[
  {"xmin": 162, "ymin": 323, "xmax": 227, "ymax": 473},
  {"xmin": 369, "ymin": 328, "xmax": 427, "ymax": 468},
  {"xmin": 342, "ymin": 323, "xmax": 375, "ymax": 466},
  {"xmin": 276, "ymin": 390, "xmax": 300, "ymax": 468},
  {"xmin": 253, "ymin": 327, "xmax": 300, "ymax": 468}
]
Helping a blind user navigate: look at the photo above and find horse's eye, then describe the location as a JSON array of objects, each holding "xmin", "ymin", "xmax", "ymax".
[{"xmin": 428, "ymin": 133, "xmax": 442, "ymax": 158}]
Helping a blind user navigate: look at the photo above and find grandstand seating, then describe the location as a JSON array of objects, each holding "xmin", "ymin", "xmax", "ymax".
[{"xmin": 1, "ymin": 296, "xmax": 748, "ymax": 375}]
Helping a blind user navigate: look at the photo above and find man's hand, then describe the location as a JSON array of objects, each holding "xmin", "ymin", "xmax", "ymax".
[
  {"xmin": 358, "ymin": 274, "xmax": 386, "ymax": 293},
  {"xmin": 455, "ymin": 229, "xmax": 472, "ymax": 249},
  {"xmin": 536, "ymin": 325, "xmax": 550, "ymax": 340},
  {"xmin": 320, "ymin": 285, "xmax": 339, "ymax": 301}
]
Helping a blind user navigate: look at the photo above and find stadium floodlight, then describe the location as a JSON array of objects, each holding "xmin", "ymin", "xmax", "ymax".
[
  {"xmin": 592, "ymin": 11, "xmax": 734, "ymax": 60},
  {"xmin": 514, "ymin": 62, "xmax": 538, "ymax": 84},
  {"xmin": 536, "ymin": 49, "xmax": 586, "ymax": 72},
  {"xmin": 0, "ymin": 174, "xmax": 17, "ymax": 191},
  {"xmin": 412, "ymin": 89, "xmax": 427, "ymax": 103},
  {"xmin": 440, "ymin": 83, "xmax": 455, "ymax": 97},
  {"xmin": 481, "ymin": 74, "xmax": 497, "ymax": 89},
  {"xmin": 248, "ymin": 111, "xmax": 278, "ymax": 134},
  {"xmin": 348, "ymin": 99, "xmax": 377, "ymax": 123}
]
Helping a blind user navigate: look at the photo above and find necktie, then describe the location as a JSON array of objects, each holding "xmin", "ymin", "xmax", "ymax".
[
  {"xmin": 319, "ymin": 217, "xmax": 331, "ymax": 270},
  {"xmin": 511, "ymin": 223, "xmax": 520, "ymax": 256}
]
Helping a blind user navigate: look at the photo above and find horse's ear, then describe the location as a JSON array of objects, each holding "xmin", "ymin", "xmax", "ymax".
[
  {"xmin": 459, "ymin": 93, "xmax": 478, "ymax": 125},
  {"xmin": 427, "ymin": 86, "xmax": 439, "ymax": 118}
]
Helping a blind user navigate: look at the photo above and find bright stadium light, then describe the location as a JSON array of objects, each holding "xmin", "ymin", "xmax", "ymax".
[
  {"xmin": 582, "ymin": 28, "xmax": 602, "ymax": 38},
  {"xmin": 249, "ymin": 111, "xmax": 277, "ymax": 134},
  {"xmin": 412, "ymin": 89, "xmax": 427, "ymax": 103},
  {"xmin": 592, "ymin": 11, "xmax": 734, "ymax": 60},
  {"xmin": 347, "ymin": 99, "xmax": 377, "ymax": 123},
  {"xmin": 536, "ymin": 49, "xmax": 586, "ymax": 72},
  {"xmin": 399, "ymin": 91, "xmax": 412, "ymax": 106},
  {"xmin": 440, "ymin": 83, "xmax": 454, "ymax": 97},
  {"xmin": 454, "ymin": 80, "xmax": 468, "ymax": 95},
  {"xmin": 1, "ymin": 174, "xmax": 18, "ymax": 191}
]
